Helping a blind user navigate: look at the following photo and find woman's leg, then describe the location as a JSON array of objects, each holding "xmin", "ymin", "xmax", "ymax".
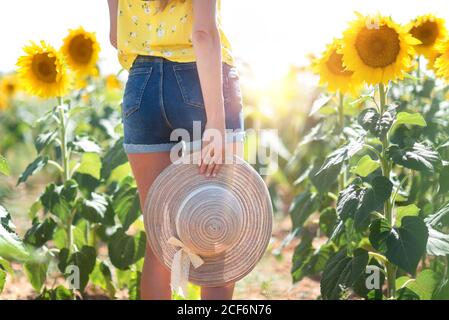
[
  {"xmin": 201, "ymin": 284, "xmax": 235, "ymax": 300},
  {"xmin": 128, "ymin": 152, "xmax": 173, "ymax": 300}
]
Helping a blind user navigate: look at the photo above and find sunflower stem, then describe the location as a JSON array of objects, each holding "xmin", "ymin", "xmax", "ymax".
[
  {"xmin": 57, "ymin": 97, "xmax": 73, "ymax": 261},
  {"xmin": 378, "ymin": 83, "xmax": 396, "ymax": 298},
  {"xmin": 338, "ymin": 93, "xmax": 346, "ymax": 190},
  {"xmin": 57, "ymin": 97, "xmax": 70, "ymax": 182}
]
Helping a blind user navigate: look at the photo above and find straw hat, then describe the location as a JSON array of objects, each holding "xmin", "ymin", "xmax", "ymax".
[{"xmin": 144, "ymin": 155, "xmax": 273, "ymax": 292}]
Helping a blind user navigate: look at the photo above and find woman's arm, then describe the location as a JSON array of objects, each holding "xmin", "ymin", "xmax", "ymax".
[
  {"xmin": 192, "ymin": 0, "xmax": 226, "ymax": 177},
  {"xmin": 107, "ymin": 0, "xmax": 118, "ymax": 49}
]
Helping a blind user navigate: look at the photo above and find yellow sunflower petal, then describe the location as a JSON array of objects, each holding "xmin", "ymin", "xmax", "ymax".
[
  {"xmin": 0, "ymin": 74, "xmax": 19, "ymax": 99},
  {"xmin": 341, "ymin": 13, "xmax": 416, "ymax": 85},
  {"xmin": 61, "ymin": 27, "xmax": 101, "ymax": 76},
  {"xmin": 434, "ymin": 39, "xmax": 449, "ymax": 80},
  {"xmin": 16, "ymin": 41, "xmax": 71, "ymax": 99},
  {"xmin": 317, "ymin": 39, "xmax": 362, "ymax": 96},
  {"xmin": 407, "ymin": 14, "xmax": 447, "ymax": 60}
]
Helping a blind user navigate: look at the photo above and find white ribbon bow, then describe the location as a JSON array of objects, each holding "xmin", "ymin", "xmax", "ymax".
[{"xmin": 168, "ymin": 236, "xmax": 204, "ymax": 297}]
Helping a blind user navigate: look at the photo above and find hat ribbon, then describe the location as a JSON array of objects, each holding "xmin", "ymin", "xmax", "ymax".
[{"xmin": 167, "ymin": 236, "xmax": 204, "ymax": 297}]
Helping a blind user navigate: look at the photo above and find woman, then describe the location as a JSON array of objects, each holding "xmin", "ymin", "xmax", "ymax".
[{"xmin": 107, "ymin": 0, "xmax": 244, "ymax": 300}]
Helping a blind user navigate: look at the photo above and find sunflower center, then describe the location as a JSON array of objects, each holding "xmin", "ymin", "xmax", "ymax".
[
  {"xmin": 355, "ymin": 25, "xmax": 401, "ymax": 68},
  {"xmin": 69, "ymin": 35, "xmax": 94, "ymax": 64},
  {"xmin": 326, "ymin": 50, "xmax": 353, "ymax": 76},
  {"xmin": 410, "ymin": 21, "xmax": 439, "ymax": 46},
  {"xmin": 32, "ymin": 53, "xmax": 58, "ymax": 83},
  {"xmin": 5, "ymin": 84, "xmax": 15, "ymax": 95}
]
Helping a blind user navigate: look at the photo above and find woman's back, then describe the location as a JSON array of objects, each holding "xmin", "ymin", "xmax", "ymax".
[{"xmin": 117, "ymin": 0, "xmax": 234, "ymax": 70}]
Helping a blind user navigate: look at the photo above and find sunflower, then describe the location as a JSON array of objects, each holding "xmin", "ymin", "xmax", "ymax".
[
  {"xmin": 105, "ymin": 74, "xmax": 122, "ymax": 91},
  {"xmin": 0, "ymin": 74, "xmax": 19, "ymax": 99},
  {"xmin": 16, "ymin": 41, "xmax": 71, "ymax": 99},
  {"xmin": 316, "ymin": 40, "xmax": 361, "ymax": 95},
  {"xmin": 434, "ymin": 40, "xmax": 449, "ymax": 80},
  {"xmin": 341, "ymin": 13, "xmax": 419, "ymax": 85},
  {"xmin": 61, "ymin": 27, "xmax": 100, "ymax": 76},
  {"xmin": 407, "ymin": 14, "xmax": 447, "ymax": 61}
]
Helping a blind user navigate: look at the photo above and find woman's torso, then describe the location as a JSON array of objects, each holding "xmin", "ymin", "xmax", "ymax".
[{"xmin": 117, "ymin": 0, "xmax": 234, "ymax": 70}]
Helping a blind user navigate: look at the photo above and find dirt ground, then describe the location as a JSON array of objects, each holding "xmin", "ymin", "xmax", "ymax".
[{"xmin": 1, "ymin": 176, "xmax": 321, "ymax": 300}]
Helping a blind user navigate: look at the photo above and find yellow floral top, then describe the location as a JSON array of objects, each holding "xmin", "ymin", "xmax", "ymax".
[{"xmin": 117, "ymin": 0, "xmax": 234, "ymax": 70}]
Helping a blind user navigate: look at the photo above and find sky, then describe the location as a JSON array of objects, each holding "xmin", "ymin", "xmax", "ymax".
[{"xmin": 0, "ymin": 0, "xmax": 448, "ymax": 87}]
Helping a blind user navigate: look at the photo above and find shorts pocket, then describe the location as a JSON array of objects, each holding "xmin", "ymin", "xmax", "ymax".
[
  {"xmin": 122, "ymin": 67, "xmax": 153, "ymax": 119},
  {"xmin": 173, "ymin": 63, "xmax": 205, "ymax": 108}
]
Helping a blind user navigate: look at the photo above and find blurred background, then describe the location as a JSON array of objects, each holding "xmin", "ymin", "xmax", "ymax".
[
  {"xmin": 1, "ymin": 0, "xmax": 449, "ymax": 300},
  {"xmin": 1, "ymin": 0, "xmax": 448, "ymax": 85}
]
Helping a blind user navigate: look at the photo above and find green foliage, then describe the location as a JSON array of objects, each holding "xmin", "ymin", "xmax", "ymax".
[
  {"xmin": 0, "ymin": 80, "xmax": 149, "ymax": 300},
  {"xmin": 289, "ymin": 63, "xmax": 449, "ymax": 300},
  {"xmin": 369, "ymin": 216, "xmax": 428, "ymax": 274},
  {"xmin": 320, "ymin": 248, "xmax": 369, "ymax": 300}
]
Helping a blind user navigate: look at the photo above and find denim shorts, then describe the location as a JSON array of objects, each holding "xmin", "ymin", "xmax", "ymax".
[{"xmin": 121, "ymin": 56, "xmax": 245, "ymax": 154}]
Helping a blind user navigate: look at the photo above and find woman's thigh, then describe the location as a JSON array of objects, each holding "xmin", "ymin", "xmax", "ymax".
[{"xmin": 127, "ymin": 152, "xmax": 172, "ymax": 208}]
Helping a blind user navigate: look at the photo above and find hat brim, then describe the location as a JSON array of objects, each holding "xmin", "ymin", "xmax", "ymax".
[{"xmin": 144, "ymin": 155, "xmax": 273, "ymax": 287}]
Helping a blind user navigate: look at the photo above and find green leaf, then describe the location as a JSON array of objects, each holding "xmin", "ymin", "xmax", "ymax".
[
  {"xmin": 0, "ymin": 267, "xmax": 5, "ymax": 293},
  {"xmin": 24, "ymin": 218, "xmax": 57, "ymax": 247},
  {"xmin": 388, "ymin": 143, "xmax": 441, "ymax": 173},
  {"xmin": 434, "ymin": 278, "xmax": 449, "ymax": 299},
  {"xmin": 292, "ymin": 236, "xmax": 334, "ymax": 283},
  {"xmin": 77, "ymin": 153, "xmax": 102, "ymax": 180},
  {"xmin": 101, "ymin": 138, "xmax": 128, "ymax": 180},
  {"xmin": 319, "ymin": 207, "xmax": 337, "ymax": 237},
  {"xmin": 438, "ymin": 164, "xmax": 449, "ymax": 194},
  {"xmin": 289, "ymin": 191, "xmax": 320, "ymax": 230},
  {"xmin": 90, "ymin": 261, "xmax": 116, "ymax": 297},
  {"xmin": 426, "ymin": 227, "xmax": 449, "ymax": 256},
  {"xmin": 78, "ymin": 193, "xmax": 108, "ymax": 223},
  {"xmin": 59, "ymin": 246, "xmax": 96, "ymax": 292},
  {"xmin": 35, "ymin": 131, "xmax": 57, "ymax": 154},
  {"xmin": 424, "ymin": 201, "xmax": 449, "ymax": 228},
  {"xmin": 71, "ymin": 136, "xmax": 102, "ymax": 153},
  {"xmin": 0, "ymin": 155, "xmax": 10, "ymax": 176},
  {"xmin": 398, "ymin": 270, "xmax": 440, "ymax": 300},
  {"xmin": 113, "ymin": 184, "xmax": 142, "ymax": 231},
  {"xmin": 37, "ymin": 286, "xmax": 74, "ymax": 300},
  {"xmin": 0, "ymin": 205, "xmax": 29, "ymax": 261},
  {"xmin": 24, "ymin": 260, "xmax": 48, "ymax": 292},
  {"xmin": 309, "ymin": 95, "xmax": 332, "ymax": 116},
  {"xmin": 320, "ymin": 248, "xmax": 369, "ymax": 300},
  {"xmin": 73, "ymin": 219, "xmax": 88, "ymax": 249},
  {"xmin": 336, "ymin": 177, "xmax": 392, "ymax": 231},
  {"xmin": 108, "ymin": 229, "xmax": 146, "ymax": 270},
  {"xmin": 395, "ymin": 204, "xmax": 420, "ymax": 227},
  {"xmin": 351, "ymin": 155, "xmax": 380, "ymax": 177},
  {"xmin": 128, "ymin": 270, "xmax": 142, "ymax": 300},
  {"xmin": 316, "ymin": 139, "xmax": 364, "ymax": 175},
  {"xmin": 358, "ymin": 109, "xmax": 395, "ymax": 138},
  {"xmin": 17, "ymin": 156, "xmax": 49, "ymax": 185},
  {"xmin": 358, "ymin": 108, "xmax": 379, "ymax": 132},
  {"xmin": 28, "ymin": 199, "xmax": 43, "ymax": 220},
  {"xmin": 40, "ymin": 183, "xmax": 73, "ymax": 222},
  {"xmin": 370, "ymin": 216, "xmax": 428, "ymax": 274},
  {"xmin": 394, "ymin": 112, "xmax": 427, "ymax": 128},
  {"xmin": 373, "ymin": 111, "xmax": 395, "ymax": 139},
  {"xmin": 310, "ymin": 159, "xmax": 342, "ymax": 193}
]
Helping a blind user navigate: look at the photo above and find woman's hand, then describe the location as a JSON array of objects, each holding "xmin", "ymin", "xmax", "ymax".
[{"xmin": 200, "ymin": 119, "xmax": 226, "ymax": 177}]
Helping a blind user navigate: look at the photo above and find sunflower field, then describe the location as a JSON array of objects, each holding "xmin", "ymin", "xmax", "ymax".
[
  {"xmin": 1, "ymin": 28, "xmax": 145, "ymax": 300},
  {"xmin": 288, "ymin": 13, "xmax": 449, "ymax": 300},
  {"xmin": 2, "ymin": 10, "xmax": 449, "ymax": 301}
]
